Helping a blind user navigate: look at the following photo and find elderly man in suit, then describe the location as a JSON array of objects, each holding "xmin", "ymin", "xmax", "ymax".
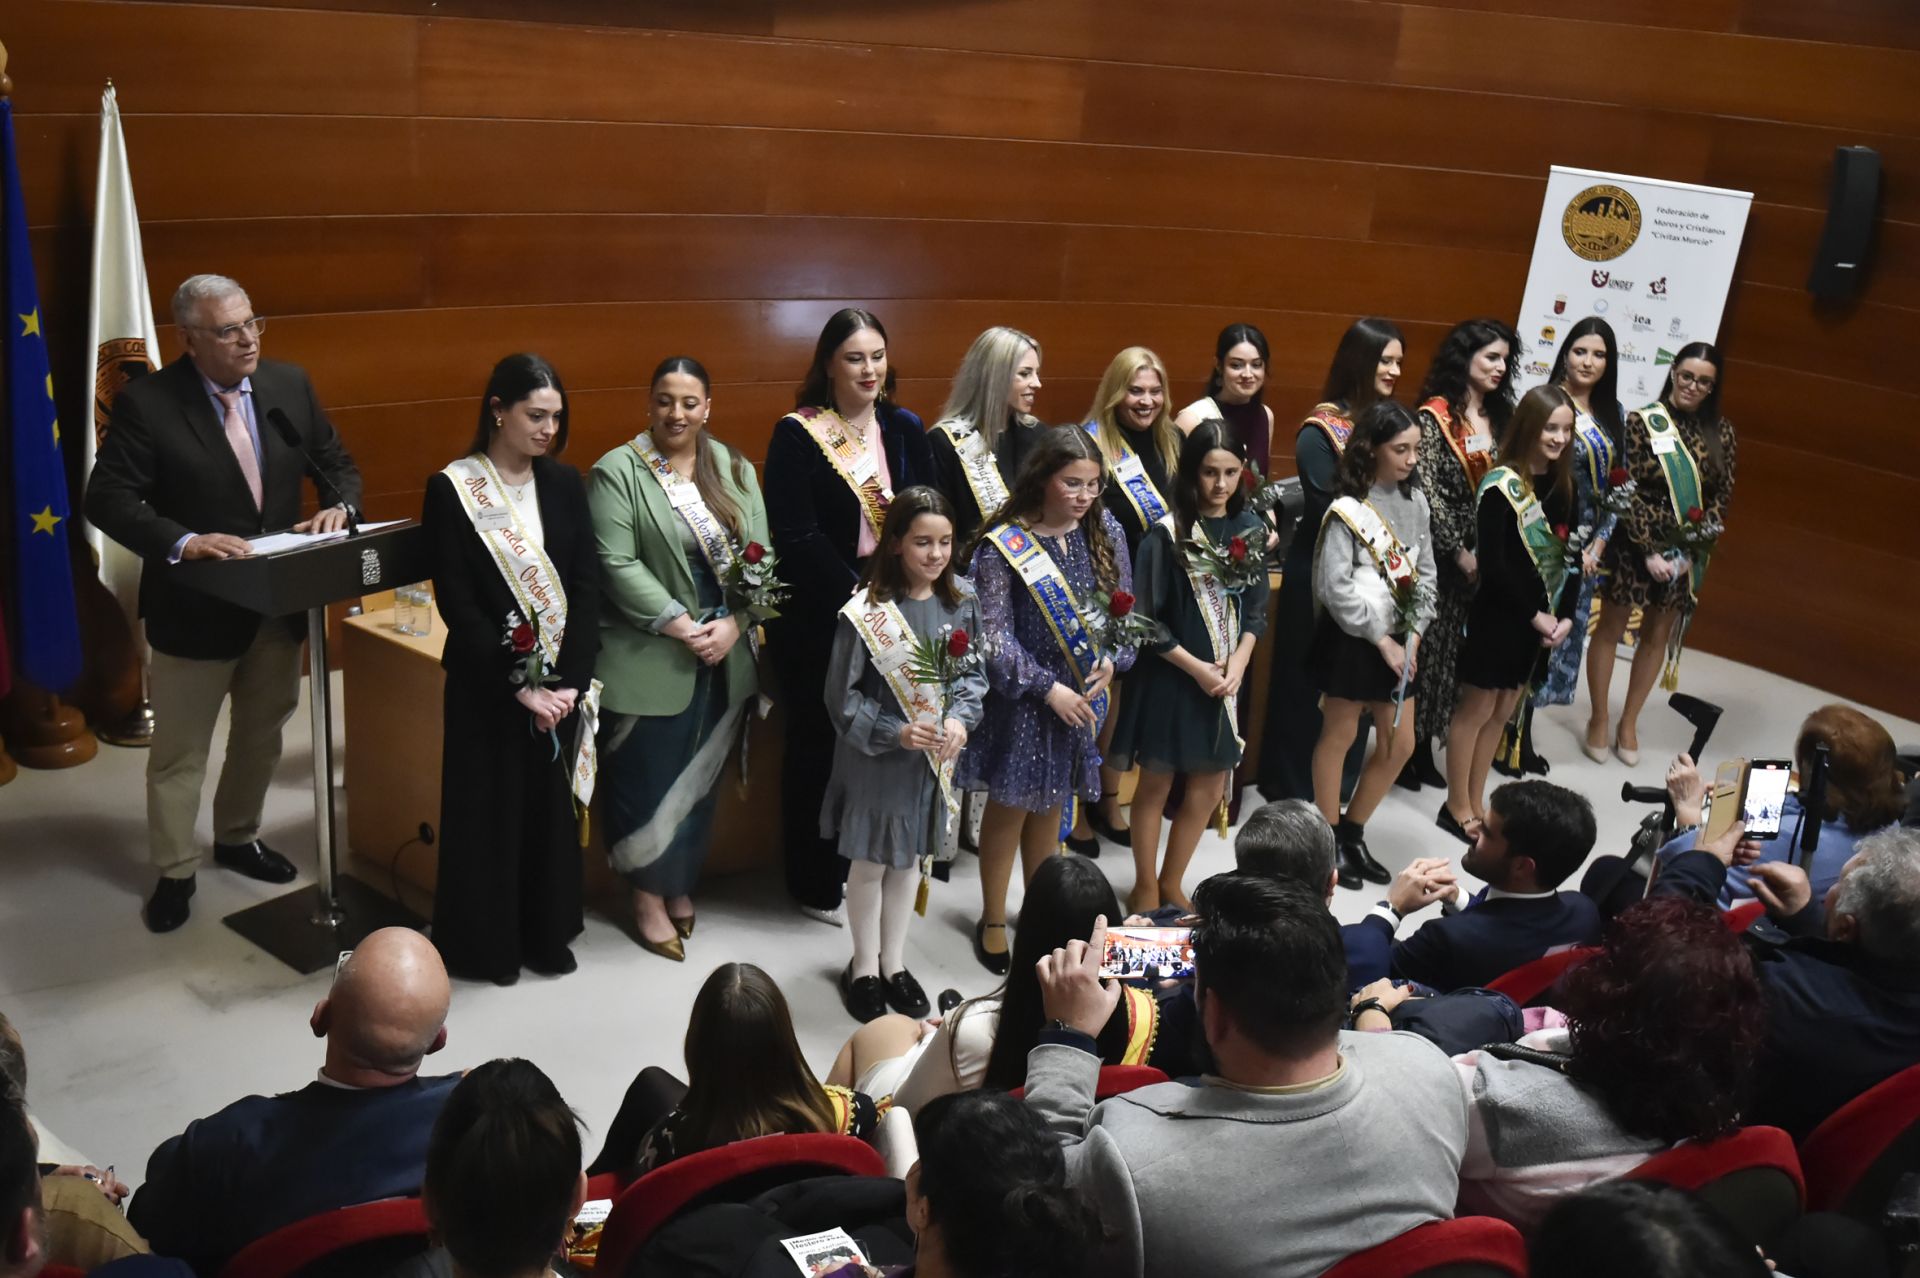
[{"xmin": 85, "ymin": 274, "xmax": 362, "ymax": 932}]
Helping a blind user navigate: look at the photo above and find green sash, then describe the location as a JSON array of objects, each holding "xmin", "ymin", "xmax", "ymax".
[
  {"xmin": 1640, "ymin": 403, "xmax": 1708, "ymax": 602},
  {"xmin": 1476, "ymin": 466, "xmax": 1570, "ymax": 612}
]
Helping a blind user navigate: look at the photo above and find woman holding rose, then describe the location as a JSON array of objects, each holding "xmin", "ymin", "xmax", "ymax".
[
  {"xmin": 588, "ymin": 356, "xmax": 769, "ymax": 961},
  {"xmin": 423, "ymin": 353, "xmax": 600, "ymax": 984}
]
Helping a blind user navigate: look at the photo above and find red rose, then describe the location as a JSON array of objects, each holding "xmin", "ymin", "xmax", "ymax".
[
  {"xmin": 1553, "ymin": 523, "xmax": 1570, "ymax": 540},
  {"xmin": 1108, "ymin": 590, "xmax": 1136, "ymax": 618},
  {"xmin": 1241, "ymin": 470, "xmax": 1257, "ymax": 491},
  {"xmin": 743, "ymin": 541, "xmax": 767, "ymax": 564},
  {"xmin": 1608, "ymin": 467, "xmax": 1630, "ymax": 487},
  {"xmin": 511, "ymin": 623, "xmax": 535, "ymax": 654},
  {"xmin": 1393, "ymin": 574, "xmax": 1413, "ymax": 592},
  {"xmin": 1685, "ymin": 506, "xmax": 1704, "ymax": 523},
  {"xmin": 1228, "ymin": 536, "xmax": 1248, "ymax": 562},
  {"xmin": 947, "ymin": 629, "xmax": 971, "ymax": 659}
]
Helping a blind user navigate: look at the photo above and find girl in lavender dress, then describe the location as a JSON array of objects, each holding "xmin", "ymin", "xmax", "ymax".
[{"xmin": 958, "ymin": 427, "xmax": 1134, "ymax": 974}]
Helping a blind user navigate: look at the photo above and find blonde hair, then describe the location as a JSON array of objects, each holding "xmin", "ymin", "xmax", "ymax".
[
  {"xmin": 1087, "ymin": 346, "xmax": 1179, "ymax": 478},
  {"xmin": 935, "ymin": 326, "xmax": 1041, "ymax": 450}
]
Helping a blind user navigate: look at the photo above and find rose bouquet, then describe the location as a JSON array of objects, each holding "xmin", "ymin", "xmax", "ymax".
[
  {"xmin": 722, "ymin": 539, "xmax": 790, "ymax": 619},
  {"xmin": 1386, "ymin": 567, "xmax": 1433, "ymax": 729},
  {"xmin": 1557, "ymin": 522, "xmax": 1595, "ymax": 578},
  {"xmin": 1660, "ymin": 505, "xmax": 1722, "ymax": 562},
  {"xmin": 904, "ymin": 624, "xmax": 985, "ymax": 723},
  {"xmin": 1597, "ymin": 466, "xmax": 1637, "ymax": 520},
  {"xmin": 1084, "ymin": 588, "xmax": 1168, "ymax": 657},
  {"xmin": 1182, "ymin": 527, "xmax": 1268, "ymax": 597}
]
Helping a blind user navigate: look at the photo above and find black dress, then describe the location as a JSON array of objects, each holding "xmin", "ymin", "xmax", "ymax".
[
  {"xmin": 927, "ymin": 412, "xmax": 1029, "ymax": 552},
  {"xmin": 1096, "ymin": 423, "xmax": 1177, "ymax": 560},
  {"xmin": 1458, "ymin": 479, "xmax": 1576, "ymax": 692},
  {"xmin": 764, "ymin": 402, "xmax": 935, "ymax": 911},
  {"xmin": 422, "ymin": 457, "xmax": 601, "ymax": 981}
]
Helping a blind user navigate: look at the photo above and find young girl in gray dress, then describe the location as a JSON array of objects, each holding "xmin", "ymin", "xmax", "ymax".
[{"xmin": 822, "ymin": 487, "xmax": 987, "ymax": 1024}]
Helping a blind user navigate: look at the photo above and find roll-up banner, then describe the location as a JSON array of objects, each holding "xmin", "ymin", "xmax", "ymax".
[{"xmin": 1515, "ymin": 166, "xmax": 1752, "ymax": 402}]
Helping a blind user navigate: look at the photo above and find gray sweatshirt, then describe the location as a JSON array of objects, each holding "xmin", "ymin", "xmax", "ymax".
[{"xmin": 1312, "ymin": 482, "xmax": 1437, "ymax": 643}]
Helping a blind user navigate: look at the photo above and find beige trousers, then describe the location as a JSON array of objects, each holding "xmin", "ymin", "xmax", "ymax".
[{"xmin": 145, "ymin": 622, "xmax": 303, "ymax": 878}]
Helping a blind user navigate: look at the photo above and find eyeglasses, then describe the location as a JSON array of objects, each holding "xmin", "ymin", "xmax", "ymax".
[
  {"xmin": 1673, "ymin": 370, "xmax": 1715, "ymax": 391},
  {"xmin": 190, "ymin": 317, "xmax": 266, "ymax": 345},
  {"xmin": 1057, "ymin": 478, "xmax": 1105, "ymax": 495}
]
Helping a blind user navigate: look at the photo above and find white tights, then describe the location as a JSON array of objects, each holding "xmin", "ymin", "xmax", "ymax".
[{"xmin": 846, "ymin": 859, "xmax": 920, "ymax": 979}]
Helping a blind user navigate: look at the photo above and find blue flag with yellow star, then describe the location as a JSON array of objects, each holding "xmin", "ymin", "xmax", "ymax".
[{"xmin": 2, "ymin": 99, "xmax": 83, "ymax": 692}]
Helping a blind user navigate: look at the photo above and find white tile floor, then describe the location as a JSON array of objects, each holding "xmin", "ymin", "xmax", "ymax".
[{"xmin": 3, "ymin": 646, "xmax": 1913, "ymax": 1187}]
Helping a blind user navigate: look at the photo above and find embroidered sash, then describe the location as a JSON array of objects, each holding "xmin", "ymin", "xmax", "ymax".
[
  {"xmin": 840, "ymin": 588, "xmax": 961, "ymax": 816},
  {"xmin": 1477, "ymin": 466, "xmax": 1571, "ymax": 612},
  {"xmin": 1118, "ymin": 985, "xmax": 1160, "ymax": 1066},
  {"xmin": 629, "ymin": 433, "xmax": 740, "ymax": 580},
  {"xmin": 786, "ymin": 407, "xmax": 892, "ymax": 540},
  {"xmin": 1087, "ymin": 421, "xmax": 1174, "ymax": 535},
  {"xmin": 1180, "ymin": 525, "xmax": 1245, "ymax": 756},
  {"xmin": 1640, "ymin": 404, "xmax": 1709, "ymax": 602},
  {"xmin": 1423, "ymin": 396, "xmax": 1494, "ymax": 488},
  {"xmin": 1303, "ymin": 402, "xmax": 1355, "ymax": 454},
  {"xmin": 1322, "ymin": 496, "xmax": 1419, "ymax": 636},
  {"xmin": 933, "ymin": 419, "xmax": 1009, "ymax": 521},
  {"xmin": 985, "ymin": 520, "xmax": 1107, "ymax": 843},
  {"xmin": 1573, "ymin": 407, "xmax": 1619, "ymax": 500},
  {"xmin": 442, "ymin": 455, "xmax": 603, "ymax": 808}
]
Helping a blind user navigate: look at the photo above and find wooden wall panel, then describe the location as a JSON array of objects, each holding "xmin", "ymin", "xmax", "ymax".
[{"xmin": 10, "ymin": 0, "xmax": 1918, "ymax": 719}]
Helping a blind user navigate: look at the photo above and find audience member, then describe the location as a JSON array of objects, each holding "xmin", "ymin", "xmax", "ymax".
[
  {"xmin": 1655, "ymin": 822, "xmax": 1920, "ymax": 1138},
  {"xmin": 591, "ymin": 963, "xmax": 877, "ymax": 1177},
  {"xmin": 1529, "ymin": 1182, "xmax": 1769, "ymax": 1278},
  {"xmin": 128, "ymin": 928, "xmax": 457, "ymax": 1274},
  {"xmin": 1, "ymin": 1100, "xmax": 45, "ymax": 1278},
  {"xmin": 1351, "ymin": 780, "xmax": 1600, "ymax": 990},
  {"xmin": 1232, "ymin": 799, "xmax": 1393, "ymax": 979},
  {"xmin": 392, "ymin": 1059, "xmax": 587, "ymax": 1278},
  {"xmin": 1023, "ymin": 875, "xmax": 1466, "ymax": 1278}
]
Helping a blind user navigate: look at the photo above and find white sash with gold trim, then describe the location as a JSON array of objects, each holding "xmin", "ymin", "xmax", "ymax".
[
  {"xmin": 442, "ymin": 454, "xmax": 603, "ymax": 806},
  {"xmin": 630, "ymin": 433, "xmax": 740, "ymax": 580},
  {"xmin": 787, "ymin": 407, "xmax": 892, "ymax": 540},
  {"xmin": 839, "ymin": 589, "xmax": 960, "ymax": 817},
  {"xmin": 1181, "ymin": 528, "xmax": 1245, "ymax": 754},
  {"xmin": 1322, "ymin": 495, "xmax": 1418, "ymax": 636},
  {"xmin": 933, "ymin": 419, "xmax": 1008, "ymax": 519}
]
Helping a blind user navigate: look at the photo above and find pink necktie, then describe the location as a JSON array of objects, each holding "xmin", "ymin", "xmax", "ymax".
[{"xmin": 215, "ymin": 389, "xmax": 264, "ymax": 510}]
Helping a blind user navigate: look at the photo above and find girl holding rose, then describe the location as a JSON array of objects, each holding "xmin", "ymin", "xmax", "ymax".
[
  {"xmin": 821, "ymin": 486, "xmax": 987, "ymax": 1023},
  {"xmin": 1587, "ymin": 343, "xmax": 1737, "ymax": 764},
  {"xmin": 423, "ymin": 353, "xmax": 600, "ymax": 985},
  {"xmin": 1107, "ymin": 421, "xmax": 1269, "ymax": 916},
  {"xmin": 587, "ymin": 356, "xmax": 769, "ymax": 962}
]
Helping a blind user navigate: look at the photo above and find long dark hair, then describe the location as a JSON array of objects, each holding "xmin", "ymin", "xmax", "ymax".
[
  {"xmin": 468, "ymin": 353, "xmax": 568, "ymax": 457},
  {"xmin": 1418, "ymin": 318, "xmax": 1522, "ymax": 437},
  {"xmin": 677, "ymin": 964, "xmax": 833, "ymax": 1151},
  {"xmin": 795, "ymin": 307, "xmax": 897, "ymax": 411},
  {"xmin": 860, "ymin": 485, "xmax": 965, "ymax": 608},
  {"xmin": 1531, "ymin": 1182, "xmax": 1772, "ymax": 1278},
  {"xmin": 1204, "ymin": 322, "xmax": 1270, "ymax": 403},
  {"xmin": 649, "ymin": 356, "xmax": 752, "ymax": 539},
  {"xmin": 1495, "ymin": 384, "xmax": 1576, "ymax": 509},
  {"xmin": 974, "ymin": 426, "xmax": 1120, "ymax": 597},
  {"xmin": 1336, "ymin": 401, "xmax": 1420, "ymax": 499},
  {"xmin": 1320, "ymin": 317, "xmax": 1404, "ymax": 422},
  {"xmin": 975, "ymin": 856, "xmax": 1122, "ymax": 1089},
  {"xmin": 1652, "ymin": 341, "xmax": 1728, "ymax": 468},
  {"xmin": 913, "ymin": 1091, "xmax": 1105, "ymax": 1277},
  {"xmin": 1171, "ymin": 419, "xmax": 1250, "ymax": 544},
  {"xmin": 1547, "ymin": 316, "xmax": 1624, "ymax": 445}
]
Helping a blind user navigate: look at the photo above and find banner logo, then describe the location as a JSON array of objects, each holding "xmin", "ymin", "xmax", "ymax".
[
  {"xmin": 1561, "ymin": 184, "xmax": 1642, "ymax": 262},
  {"xmin": 92, "ymin": 336, "xmax": 153, "ymax": 450}
]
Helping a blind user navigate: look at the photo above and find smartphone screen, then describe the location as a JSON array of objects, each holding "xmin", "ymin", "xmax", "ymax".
[
  {"xmin": 1100, "ymin": 927, "xmax": 1195, "ymax": 981},
  {"xmin": 1741, "ymin": 759, "xmax": 1792, "ymax": 840}
]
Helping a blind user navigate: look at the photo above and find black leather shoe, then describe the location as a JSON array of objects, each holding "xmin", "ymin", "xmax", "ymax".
[
  {"xmin": 840, "ymin": 964, "xmax": 889, "ymax": 1023},
  {"xmin": 1413, "ymin": 744, "xmax": 1447, "ymax": 789},
  {"xmin": 526, "ymin": 947, "xmax": 578, "ymax": 976},
  {"xmin": 1064, "ymin": 833, "xmax": 1101, "ymax": 858},
  {"xmin": 144, "ymin": 876, "xmax": 196, "ymax": 933},
  {"xmin": 1089, "ymin": 811, "xmax": 1132, "ymax": 846},
  {"xmin": 1339, "ymin": 827, "xmax": 1391, "ymax": 886},
  {"xmin": 213, "ymin": 839, "xmax": 298, "ymax": 884},
  {"xmin": 1335, "ymin": 849, "xmax": 1363, "ymax": 892},
  {"xmin": 1392, "ymin": 760, "xmax": 1423, "ymax": 792},
  {"xmin": 937, "ymin": 987, "xmax": 964, "ymax": 1015},
  {"xmin": 882, "ymin": 968, "xmax": 931, "ymax": 1019},
  {"xmin": 973, "ymin": 920, "xmax": 1011, "ymax": 976},
  {"xmin": 1436, "ymin": 804, "xmax": 1473, "ymax": 846},
  {"xmin": 1521, "ymin": 745, "xmax": 1551, "ymax": 777}
]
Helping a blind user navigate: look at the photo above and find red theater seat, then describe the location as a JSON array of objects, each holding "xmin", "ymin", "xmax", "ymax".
[
  {"xmin": 1320, "ymin": 1216, "xmax": 1527, "ymax": 1278},
  {"xmin": 1484, "ymin": 946, "xmax": 1600, "ymax": 1006},
  {"xmin": 1799, "ymin": 1062, "xmax": 1920, "ymax": 1215},
  {"xmin": 216, "ymin": 1196, "xmax": 429, "ymax": 1278},
  {"xmin": 1723, "ymin": 900, "xmax": 1766, "ymax": 932},
  {"xmin": 1625, "ymin": 1125, "xmax": 1804, "ymax": 1251},
  {"xmin": 1009, "ymin": 1063, "xmax": 1171, "ymax": 1102}
]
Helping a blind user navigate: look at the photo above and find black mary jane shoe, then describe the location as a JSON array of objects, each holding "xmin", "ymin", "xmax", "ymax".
[
  {"xmin": 973, "ymin": 920, "xmax": 1011, "ymax": 976},
  {"xmin": 1435, "ymin": 804, "xmax": 1473, "ymax": 846},
  {"xmin": 840, "ymin": 964, "xmax": 889, "ymax": 1023},
  {"xmin": 1064, "ymin": 833, "xmax": 1101, "ymax": 858},
  {"xmin": 937, "ymin": 987, "xmax": 964, "ymax": 1015},
  {"xmin": 1089, "ymin": 810, "xmax": 1132, "ymax": 847},
  {"xmin": 882, "ymin": 968, "xmax": 932, "ymax": 1019}
]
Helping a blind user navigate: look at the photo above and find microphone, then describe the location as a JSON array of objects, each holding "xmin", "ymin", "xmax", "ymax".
[{"xmin": 267, "ymin": 406, "xmax": 360, "ymax": 536}]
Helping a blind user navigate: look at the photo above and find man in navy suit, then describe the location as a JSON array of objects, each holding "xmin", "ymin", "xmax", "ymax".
[
  {"xmin": 127, "ymin": 929, "xmax": 458, "ymax": 1275},
  {"xmin": 86, "ymin": 274, "xmax": 362, "ymax": 933},
  {"xmin": 1349, "ymin": 780, "xmax": 1601, "ymax": 992}
]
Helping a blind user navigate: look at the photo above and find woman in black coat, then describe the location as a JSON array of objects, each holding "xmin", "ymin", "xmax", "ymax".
[{"xmin": 422, "ymin": 353, "xmax": 600, "ymax": 984}]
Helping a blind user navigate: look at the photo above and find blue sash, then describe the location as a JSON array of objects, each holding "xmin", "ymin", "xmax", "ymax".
[
  {"xmin": 1083, "ymin": 420, "xmax": 1172, "ymax": 534},
  {"xmin": 1574, "ymin": 408, "xmax": 1618, "ymax": 497}
]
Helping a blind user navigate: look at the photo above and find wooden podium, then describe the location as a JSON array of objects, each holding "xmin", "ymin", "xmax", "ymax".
[{"xmin": 169, "ymin": 522, "xmax": 430, "ymax": 972}]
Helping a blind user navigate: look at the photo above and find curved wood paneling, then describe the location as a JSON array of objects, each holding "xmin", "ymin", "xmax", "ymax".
[{"xmin": 8, "ymin": 0, "xmax": 1919, "ymax": 719}]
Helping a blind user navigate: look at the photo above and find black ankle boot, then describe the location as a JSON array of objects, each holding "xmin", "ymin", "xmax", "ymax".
[
  {"xmin": 1411, "ymin": 739, "xmax": 1446, "ymax": 789},
  {"xmin": 1337, "ymin": 819, "xmax": 1391, "ymax": 887}
]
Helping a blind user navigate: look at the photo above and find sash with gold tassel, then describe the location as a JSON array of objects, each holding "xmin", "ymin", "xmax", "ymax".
[
  {"xmin": 1180, "ymin": 525, "xmax": 1245, "ymax": 835},
  {"xmin": 1641, "ymin": 403, "xmax": 1711, "ymax": 691}
]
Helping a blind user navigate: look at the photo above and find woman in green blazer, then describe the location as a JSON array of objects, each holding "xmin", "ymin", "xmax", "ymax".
[{"xmin": 589, "ymin": 357, "xmax": 768, "ymax": 961}]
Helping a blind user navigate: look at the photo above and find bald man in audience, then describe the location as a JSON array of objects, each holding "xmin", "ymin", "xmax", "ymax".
[{"xmin": 128, "ymin": 929, "xmax": 458, "ymax": 1274}]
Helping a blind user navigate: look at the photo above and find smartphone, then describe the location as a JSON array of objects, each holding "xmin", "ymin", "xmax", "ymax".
[
  {"xmin": 1100, "ymin": 927, "xmax": 1195, "ymax": 981},
  {"xmin": 1739, "ymin": 759, "xmax": 1792, "ymax": 841}
]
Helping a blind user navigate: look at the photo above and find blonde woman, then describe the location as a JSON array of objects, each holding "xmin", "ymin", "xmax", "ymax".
[{"xmin": 928, "ymin": 326, "xmax": 1044, "ymax": 549}]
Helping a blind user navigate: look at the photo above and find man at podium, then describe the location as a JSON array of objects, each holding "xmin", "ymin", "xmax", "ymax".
[{"xmin": 85, "ymin": 273, "xmax": 363, "ymax": 933}]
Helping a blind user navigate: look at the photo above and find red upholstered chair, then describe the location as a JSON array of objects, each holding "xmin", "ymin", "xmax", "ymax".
[
  {"xmin": 593, "ymin": 1132, "xmax": 886, "ymax": 1278},
  {"xmin": 1484, "ymin": 946, "xmax": 1600, "ymax": 1006},
  {"xmin": 216, "ymin": 1196, "xmax": 430, "ymax": 1278},
  {"xmin": 1320, "ymin": 1216, "xmax": 1528, "ymax": 1278},
  {"xmin": 1009, "ymin": 1063, "xmax": 1171, "ymax": 1102},
  {"xmin": 1800, "ymin": 1063, "xmax": 1920, "ymax": 1216},
  {"xmin": 40, "ymin": 1267, "xmax": 88, "ymax": 1278},
  {"xmin": 1625, "ymin": 1126, "xmax": 1804, "ymax": 1251},
  {"xmin": 1723, "ymin": 900, "xmax": 1766, "ymax": 932}
]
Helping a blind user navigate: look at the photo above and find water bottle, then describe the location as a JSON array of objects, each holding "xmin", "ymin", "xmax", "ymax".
[
  {"xmin": 410, "ymin": 584, "xmax": 433, "ymax": 636},
  {"xmin": 392, "ymin": 584, "xmax": 414, "ymax": 635}
]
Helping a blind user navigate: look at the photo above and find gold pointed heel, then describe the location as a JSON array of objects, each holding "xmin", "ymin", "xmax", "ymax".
[
  {"xmin": 671, "ymin": 913, "xmax": 695, "ymax": 940},
  {"xmin": 638, "ymin": 933, "xmax": 686, "ymax": 962}
]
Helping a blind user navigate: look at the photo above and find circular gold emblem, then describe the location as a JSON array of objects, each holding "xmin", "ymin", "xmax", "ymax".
[{"xmin": 1561, "ymin": 184, "xmax": 1642, "ymax": 262}]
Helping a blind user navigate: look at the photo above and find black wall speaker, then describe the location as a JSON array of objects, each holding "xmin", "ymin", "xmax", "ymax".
[{"xmin": 1807, "ymin": 146, "xmax": 1881, "ymax": 302}]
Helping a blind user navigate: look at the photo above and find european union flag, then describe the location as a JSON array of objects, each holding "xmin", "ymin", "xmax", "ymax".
[{"xmin": 2, "ymin": 99, "xmax": 82, "ymax": 693}]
